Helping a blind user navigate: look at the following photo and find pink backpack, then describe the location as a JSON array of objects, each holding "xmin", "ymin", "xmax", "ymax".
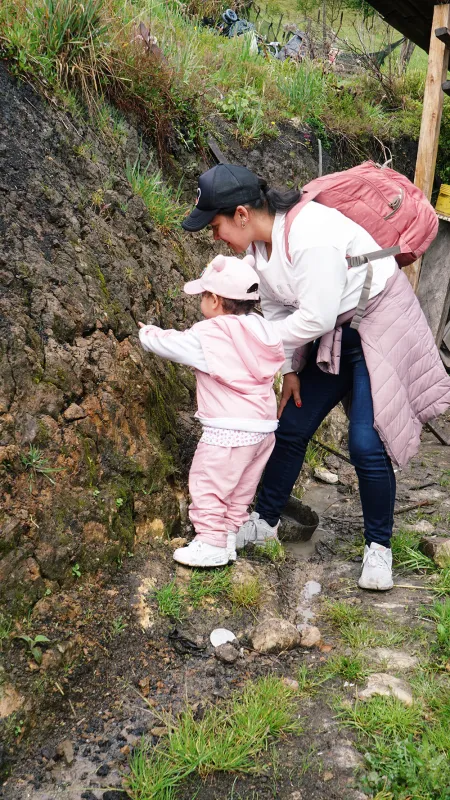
[{"xmin": 285, "ymin": 161, "xmax": 438, "ymax": 268}]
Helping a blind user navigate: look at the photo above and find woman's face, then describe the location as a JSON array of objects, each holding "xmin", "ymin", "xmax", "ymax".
[{"xmin": 209, "ymin": 209, "xmax": 252, "ymax": 253}]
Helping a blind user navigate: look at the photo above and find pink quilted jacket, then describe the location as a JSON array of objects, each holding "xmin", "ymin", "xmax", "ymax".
[{"xmin": 292, "ymin": 268, "xmax": 450, "ymax": 468}]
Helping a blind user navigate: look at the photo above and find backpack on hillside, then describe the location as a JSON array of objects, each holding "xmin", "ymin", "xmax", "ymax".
[{"xmin": 284, "ymin": 161, "xmax": 439, "ymax": 330}]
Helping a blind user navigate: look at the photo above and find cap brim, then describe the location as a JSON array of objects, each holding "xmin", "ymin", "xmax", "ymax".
[
  {"xmin": 181, "ymin": 205, "xmax": 218, "ymax": 232},
  {"xmin": 183, "ymin": 279, "xmax": 204, "ymax": 295}
]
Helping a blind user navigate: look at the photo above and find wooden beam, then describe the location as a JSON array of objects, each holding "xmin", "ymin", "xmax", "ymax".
[
  {"xmin": 404, "ymin": 3, "xmax": 450, "ymax": 291},
  {"xmin": 417, "ymin": 219, "xmax": 450, "ymax": 347}
]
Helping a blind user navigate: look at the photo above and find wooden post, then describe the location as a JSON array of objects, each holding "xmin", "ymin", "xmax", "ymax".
[{"xmin": 404, "ymin": 3, "xmax": 450, "ymax": 291}]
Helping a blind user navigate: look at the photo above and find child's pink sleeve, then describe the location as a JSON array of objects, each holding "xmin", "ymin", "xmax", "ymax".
[{"xmin": 138, "ymin": 325, "xmax": 208, "ymax": 372}]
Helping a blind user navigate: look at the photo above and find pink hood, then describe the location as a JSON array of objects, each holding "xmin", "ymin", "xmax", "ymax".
[{"xmin": 192, "ymin": 314, "xmax": 285, "ymax": 431}]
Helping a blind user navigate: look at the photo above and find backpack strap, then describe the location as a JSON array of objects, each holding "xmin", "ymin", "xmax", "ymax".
[
  {"xmin": 347, "ymin": 245, "xmax": 401, "ymax": 268},
  {"xmin": 350, "ymin": 261, "xmax": 373, "ymax": 332},
  {"xmin": 347, "ymin": 245, "xmax": 401, "ymax": 330}
]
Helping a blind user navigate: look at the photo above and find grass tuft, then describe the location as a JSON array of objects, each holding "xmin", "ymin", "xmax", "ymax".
[
  {"xmin": 228, "ymin": 576, "xmax": 262, "ymax": 609},
  {"xmin": 127, "ymin": 676, "xmax": 301, "ymax": 799},
  {"xmin": 187, "ymin": 568, "xmax": 232, "ymax": 607},
  {"xmin": 391, "ymin": 529, "xmax": 435, "ymax": 573},
  {"xmin": 154, "ymin": 580, "xmax": 185, "ymax": 621},
  {"xmin": 256, "ymin": 539, "xmax": 286, "ymax": 563},
  {"xmin": 125, "ymin": 159, "xmax": 189, "ymax": 231}
]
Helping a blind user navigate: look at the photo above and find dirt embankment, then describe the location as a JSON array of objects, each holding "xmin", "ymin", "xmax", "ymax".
[{"xmin": 0, "ymin": 64, "xmax": 322, "ymax": 616}]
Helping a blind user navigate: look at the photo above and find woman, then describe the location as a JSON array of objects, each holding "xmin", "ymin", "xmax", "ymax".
[{"xmin": 182, "ymin": 163, "xmax": 450, "ymax": 591}]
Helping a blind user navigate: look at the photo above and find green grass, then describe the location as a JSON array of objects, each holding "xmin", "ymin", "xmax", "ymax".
[
  {"xmin": 255, "ymin": 538, "xmax": 286, "ymax": 563},
  {"xmin": 324, "ymin": 653, "xmax": 369, "ymax": 683},
  {"xmin": 125, "ymin": 159, "xmax": 189, "ymax": 231},
  {"xmin": 422, "ymin": 598, "xmax": 450, "ymax": 663},
  {"xmin": 187, "ymin": 568, "xmax": 232, "ymax": 607},
  {"xmin": 321, "ymin": 599, "xmax": 412, "ymax": 648},
  {"xmin": 228, "ymin": 576, "xmax": 263, "ymax": 609},
  {"xmin": 392, "ymin": 529, "xmax": 436, "ymax": 573},
  {"xmin": 4, "ymin": 0, "xmax": 449, "ymax": 175},
  {"xmin": 127, "ymin": 676, "xmax": 301, "ymax": 800},
  {"xmin": 154, "ymin": 580, "xmax": 185, "ymax": 621},
  {"xmin": 0, "ymin": 613, "xmax": 13, "ymax": 650}
]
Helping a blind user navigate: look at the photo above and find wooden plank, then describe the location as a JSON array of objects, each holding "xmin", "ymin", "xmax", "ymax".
[
  {"xmin": 404, "ymin": 3, "xmax": 450, "ymax": 291},
  {"xmin": 417, "ymin": 219, "xmax": 450, "ymax": 346}
]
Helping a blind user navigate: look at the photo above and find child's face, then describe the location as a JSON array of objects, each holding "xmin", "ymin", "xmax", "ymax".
[{"xmin": 200, "ymin": 292, "xmax": 224, "ymax": 319}]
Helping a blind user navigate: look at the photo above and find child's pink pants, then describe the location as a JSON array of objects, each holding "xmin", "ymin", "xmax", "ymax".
[{"xmin": 188, "ymin": 434, "xmax": 275, "ymax": 548}]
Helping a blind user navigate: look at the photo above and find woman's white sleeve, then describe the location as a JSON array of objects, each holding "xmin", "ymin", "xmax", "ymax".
[
  {"xmin": 275, "ymin": 245, "xmax": 347, "ymax": 373},
  {"xmin": 139, "ymin": 326, "xmax": 208, "ymax": 372}
]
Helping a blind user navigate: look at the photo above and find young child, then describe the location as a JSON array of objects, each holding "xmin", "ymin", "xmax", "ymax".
[{"xmin": 138, "ymin": 254, "xmax": 285, "ymax": 568}]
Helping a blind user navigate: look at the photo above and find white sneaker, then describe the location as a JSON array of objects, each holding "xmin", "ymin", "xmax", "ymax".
[
  {"xmin": 173, "ymin": 539, "xmax": 236, "ymax": 568},
  {"xmin": 236, "ymin": 511, "xmax": 280, "ymax": 551},
  {"xmin": 227, "ymin": 532, "xmax": 237, "ymax": 562},
  {"xmin": 358, "ymin": 542, "xmax": 393, "ymax": 591}
]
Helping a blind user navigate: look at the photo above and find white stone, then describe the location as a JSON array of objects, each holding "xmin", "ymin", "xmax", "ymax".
[
  {"xmin": 210, "ymin": 628, "xmax": 236, "ymax": 647},
  {"xmin": 314, "ymin": 468, "xmax": 339, "ymax": 484},
  {"xmin": 366, "ymin": 648, "xmax": 418, "ymax": 671},
  {"xmin": 402, "ymin": 520, "xmax": 435, "ymax": 534},
  {"xmin": 298, "ymin": 624, "xmax": 322, "ymax": 648},
  {"xmin": 250, "ymin": 618, "xmax": 301, "ymax": 653},
  {"xmin": 357, "ymin": 673, "xmax": 413, "ymax": 705}
]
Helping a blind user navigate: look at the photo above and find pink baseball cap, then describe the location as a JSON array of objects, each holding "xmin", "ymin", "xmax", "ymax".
[{"xmin": 184, "ymin": 254, "xmax": 260, "ymax": 300}]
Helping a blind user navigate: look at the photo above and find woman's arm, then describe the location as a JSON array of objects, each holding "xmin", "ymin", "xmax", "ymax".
[{"xmin": 138, "ymin": 324, "xmax": 208, "ymax": 372}]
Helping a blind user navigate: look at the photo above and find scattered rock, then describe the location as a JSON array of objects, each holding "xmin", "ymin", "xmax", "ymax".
[
  {"xmin": 150, "ymin": 726, "xmax": 168, "ymax": 737},
  {"xmin": 97, "ymin": 763, "xmax": 110, "ymax": 777},
  {"xmin": 290, "ymin": 793, "xmax": 303, "ymax": 800},
  {"xmin": 298, "ymin": 624, "xmax": 321, "ymax": 648},
  {"xmin": 102, "ymin": 791, "xmax": 131, "ymax": 800},
  {"xmin": 325, "ymin": 743, "xmax": 364, "ymax": 771},
  {"xmin": 419, "ymin": 536, "xmax": 450, "ymax": 568},
  {"xmin": 281, "ymin": 677, "xmax": 299, "ymax": 690},
  {"xmin": 210, "ymin": 628, "xmax": 236, "ymax": 647},
  {"xmin": 250, "ymin": 618, "xmax": 301, "ymax": 653},
  {"xmin": 168, "ymin": 537, "xmax": 187, "ymax": 550},
  {"xmin": 323, "ymin": 771, "xmax": 333, "ymax": 781},
  {"xmin": 357, "ymin": 673, "xmax": 413, "ymax": 705},
  {"xmin": 214, "ymin": 643, "xmax": 239, "ymax": 664},
  {"xmin": 403, "ymin": 520, "xmax": 435, "ymax": 534},
  {"xmin": 0, "ymin": 683, "xmax": 24, "ymax": 719},
  {"xmin": 230, "ymin": 560, "xmax": 258, "ymax": 586},
  {"xmin": 56, "ymin": 739, "xmax": 74, "ymax": 766},
  {"xmin": 62, "ymin": 403, "xmax": 87, "ymax": 421},
  {"xmin": 313, "ymin": 467, "xmax": 338, "ymax": 484},
  {"xmin": 366, "ymin": 648, "xmax": 418, "ymax": 671}
]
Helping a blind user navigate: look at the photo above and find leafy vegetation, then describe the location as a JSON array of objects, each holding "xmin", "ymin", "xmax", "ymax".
[{"xmin": 2, "ymin": 0, "xmax": 449, "ymax": 181}]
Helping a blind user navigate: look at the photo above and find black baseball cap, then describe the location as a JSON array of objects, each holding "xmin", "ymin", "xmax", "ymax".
[{"xmin": 182, "ymin": 163, "xmax": 261, "ymax": 232}]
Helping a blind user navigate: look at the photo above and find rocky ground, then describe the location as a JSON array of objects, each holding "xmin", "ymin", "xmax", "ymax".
[{"xmin": 1, "ymin": 415, "xmax": 449, "ymax": 800}]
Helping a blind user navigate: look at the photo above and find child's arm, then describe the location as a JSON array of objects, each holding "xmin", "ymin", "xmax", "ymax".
[{"xmin": 138, "ymin": 323, "xmax": 208, "ymax": 372}]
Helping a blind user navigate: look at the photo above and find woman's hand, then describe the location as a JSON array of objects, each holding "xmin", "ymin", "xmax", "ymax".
[{"xmin": 278, "ymin": 372, "xmax": 301, "ymax": 419}]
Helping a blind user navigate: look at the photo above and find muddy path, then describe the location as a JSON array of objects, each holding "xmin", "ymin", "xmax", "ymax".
[{"xmin": 1, "ymin": 420, "xmax": 450, "ymax": 800}]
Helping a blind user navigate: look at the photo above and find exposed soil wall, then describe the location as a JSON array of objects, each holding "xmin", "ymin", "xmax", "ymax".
[
  {"xmin": 0, "ymin": 64, "xmax": 329, "ymax": 616},
  {"xmin": 0, "ymin": 64, "xmax": 217, "ymax": 612}
]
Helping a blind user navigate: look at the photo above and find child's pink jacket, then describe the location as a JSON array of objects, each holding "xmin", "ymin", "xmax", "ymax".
[{"xmin": 139, "ymin": 314, "xmax": 285, "ymax": 433}]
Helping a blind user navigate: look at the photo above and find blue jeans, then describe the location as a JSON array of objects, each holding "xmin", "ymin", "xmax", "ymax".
[{"xmin": 256, "ymin": 326, "xmax": 396, "ymax": 547}]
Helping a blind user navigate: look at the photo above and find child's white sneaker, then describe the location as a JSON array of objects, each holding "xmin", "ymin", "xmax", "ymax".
[
  {"xmin": 236, "ymin": 511, "xmax": 280, "ymax": 550},
  {"xmin": 358, "ymin": 542, "xmax": 393, "ymax": 590},
  {"xmin": 173, "ymin": 539, "xmax": 235, "ymax": 568},
  {"xmin": 227, "ymin": 532, "xmax": 237, "ymax": 561}
]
